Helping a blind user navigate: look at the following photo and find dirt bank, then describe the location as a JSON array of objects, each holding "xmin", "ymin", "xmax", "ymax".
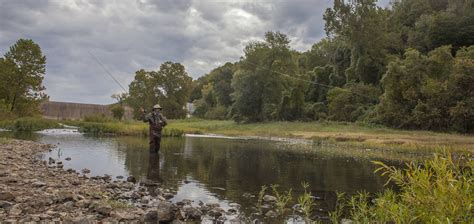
[{"xmin": 0, "ymin": 139, "xmax": 238, "ymax": 223}]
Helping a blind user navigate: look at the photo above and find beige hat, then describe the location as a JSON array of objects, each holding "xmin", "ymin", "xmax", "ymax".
[{"xmin": 152, "ymin": 104, "xmax": 162, "ymax": 109}]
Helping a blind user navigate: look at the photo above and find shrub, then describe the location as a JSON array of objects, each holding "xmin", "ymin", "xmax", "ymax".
[{"xmin": 332, "ymin": 152, "xmax": 473, "ymax": 223}]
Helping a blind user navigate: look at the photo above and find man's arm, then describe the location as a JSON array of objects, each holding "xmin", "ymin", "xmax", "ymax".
[
  {"xmin": 140, "ymin": 107, "xmax": 149, "ymax": 123},
  {"xmin": 160, "ymin": 114, "xmax": 168, "ymax": 127}
]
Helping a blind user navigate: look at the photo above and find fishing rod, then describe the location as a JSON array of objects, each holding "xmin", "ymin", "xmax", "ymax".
[{"xmin": 87, "ymin": 51, "xmax": 128, "ymax": 93}]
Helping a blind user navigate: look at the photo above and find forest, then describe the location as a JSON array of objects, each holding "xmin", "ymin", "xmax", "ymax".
[{"xmin": 182, "ymin": 0, "xmax": 473, "ymax": 133}]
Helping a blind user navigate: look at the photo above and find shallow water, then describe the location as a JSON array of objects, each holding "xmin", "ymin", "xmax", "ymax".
[{"xmin": 3, "ymin": 129, "xmax": 398, "ymax": 222}]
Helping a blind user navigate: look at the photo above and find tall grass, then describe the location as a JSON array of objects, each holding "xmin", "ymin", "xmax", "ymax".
[
  {"xmin": 331, "ymin": 152, "xmax": 473, "ymax": 223},
  {"xmin": 76, "ymin": 121, "xmax": 184, "ymax": 137},
  {"xmin": 0, "ymin": 117, "xmax": 61, "ymax": 132}
]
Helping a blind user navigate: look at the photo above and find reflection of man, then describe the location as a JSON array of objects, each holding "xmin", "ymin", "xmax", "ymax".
[
  {"xmin": 141, "ymin": 104, "xmax": 167, "ymax": 153},
  {"xmin": 147, "ymin": 153, "xmax": 160, "ymax": 182}
]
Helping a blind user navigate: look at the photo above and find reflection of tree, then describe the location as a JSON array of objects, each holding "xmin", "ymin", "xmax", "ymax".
[{"xmin": 118, "ymin": 136, "xmax": 390, "ymax": 212}]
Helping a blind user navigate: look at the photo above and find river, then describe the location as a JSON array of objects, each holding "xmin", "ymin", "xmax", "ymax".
[{"xmin": 2, "ymin": 129, "xmax": 398, "ymax": 222}]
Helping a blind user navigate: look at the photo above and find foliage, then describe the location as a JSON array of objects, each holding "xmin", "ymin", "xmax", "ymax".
[
  {"xmin": 0, "ymin": 39, "xmax": 47, "ymax": 117},
  {"xmin": 231, "ymin": 31, "xmax": 298, "ymax": 122},
  {"xmin": 376, "ymin": 45, "xmax": 474, "ymax": 132},
  {"xmin": 109, "ymin": 104, "xmax": 125, "ymax": 120},
  {"xmin": 0, "ymin": 117, "xmax": 60, "ymax": 132},
  {"xmin": 127, "ymin": 61, "xmax": 192, "ymax": 119},
  {"xmin": 297, "ymin": 182, "xmax": 315, "ymax": 220},
  {"xmin": 256, "ymin": 185, "xmax": 268, "ymax": 213},
  {"xmin": 270, "ymin": 184, "xmax": 293, "ymax": 215},
  {"xmin": 187, "ymin": 0, "xmax": 473, "ymax": 133},
  {"xmin": 331, "ymin": 152, "xmax": 473, "ymax": 223},
  {"xmin": 327, "ymin": 83, "xmax": 380, "ymax": 122}
]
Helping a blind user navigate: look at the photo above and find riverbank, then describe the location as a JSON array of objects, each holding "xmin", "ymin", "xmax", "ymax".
[
  {"xmin": 0, "ymin": 139, "xmax": 239, "ymax": 222},
  {"xmin": 69, "ymin": 119, "xmax": 473, "ymax": 154},
  {"xmin": 1, "ymin": 117, "xmax": 473, "ymax": 154}
]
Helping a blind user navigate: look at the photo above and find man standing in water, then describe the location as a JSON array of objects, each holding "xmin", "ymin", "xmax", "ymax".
[{"xmin": 141, "ymin": 104, "xmax": 167, "ymax": 153}]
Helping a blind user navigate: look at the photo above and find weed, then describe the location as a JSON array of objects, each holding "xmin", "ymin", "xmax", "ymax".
[
  {"xmin": 256, "ymin": 185, "xmax": 267, "ymax": 213},
  {"xmin": 328, "ymin": 192, "xmax": 345, "ymax": 223},
  {"xmin": 298, "ymin": 182, "xmax": 315, "ymax": 220},
  {"xmin": 270, "ymin": 184, "xmax": 292, "ymax": 215}
]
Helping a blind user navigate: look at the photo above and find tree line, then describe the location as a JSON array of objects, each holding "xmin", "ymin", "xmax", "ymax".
[
  {"xmin": 1, "ymin": 0, "xmax": 472, "ymax": 133},
  {"xmin": 189, "ymin": 0, "xmax": 474, "ymax": 133}
]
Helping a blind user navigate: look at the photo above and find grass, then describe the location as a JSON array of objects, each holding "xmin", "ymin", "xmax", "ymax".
[
  {"xmin": 0, "ymin": 117, "xmax": 61, "ymax": 132},
  {"xmin": 1, "ymin": 117, "xmax": 472, "ymax": 155}
]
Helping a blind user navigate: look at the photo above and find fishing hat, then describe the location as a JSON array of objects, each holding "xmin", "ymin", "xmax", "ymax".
[{"xmin": 152, "ymin": 104, "xmax": 162, "ymax": 109}]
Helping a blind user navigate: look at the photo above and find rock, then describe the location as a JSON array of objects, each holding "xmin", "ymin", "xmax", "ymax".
[
  {"xmin": 0, "ymin": 192, "xmax": 15, "ymax": 201},
  {"xmin": 265, "ymin": 210, "xmax": 278, "ymax": 218},
  {"xmin": 48, "ymin": 157, "xmax": 55, "ymax": 164},
  {"xmin": 144, "ymin": 210, "xmax": 158, "ymax": 222},
  {"xmin": 157, "ymin": 201, "xmax": 175, "ymax": 222},
  {"xmin": 71, "ymin": 216, "xmax": 93, "ymax": 224},
  {"xmin": 113, "ymin": 211, "xmax": 136, "ymax": 220},
  {"xmin": 9, "ymin": 204, "xmax": 22, "ymax": 216},
  {"xmin": 96, "ymin": 205, "xmax": 112, "ymax": 216},
  {"xmin": 65, "ymin": 157, "xmax": 71, "ymax": 161},
  {"xmin": 127, "ymin": 176, "xmax": 136, "ymax": 183},
  {"xmin": 183, "ymin": 205, "xmax": 202, "ymax": 220},
  {"xmin": 242, "ymin": 193, "xmax": 255, "ymax": 198},
  {"xmin": 263, "ymin": 195, "xmax": 277, "ymax": 203},
  {"xmin": 163, "ymin": 192, "xmax": 174, "ymax": 199},
  {"xmin": 32, "ymin": 181, "xmax": 47, "ymax": 187},
  {"xmin": 81, "ymin": 168, "xmax": 91, "ymax": 174},
  {"xmin": 116, "ymin": 175, "xmax": 124, "ymax": 179},
  {"xmin": 207, "ymin": 207, "xmax": 224, "ymax": 218},
  {"xmin": 0, "ymin": 200, "xmax": 13, "ymax": 208}
]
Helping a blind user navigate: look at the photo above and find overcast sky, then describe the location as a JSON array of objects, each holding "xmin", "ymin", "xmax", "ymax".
[{"xmin": 0, "ymin": 0, "xmax": 390, "ymax": 104}]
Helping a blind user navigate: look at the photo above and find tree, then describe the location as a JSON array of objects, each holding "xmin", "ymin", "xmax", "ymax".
[
  {"xmin": 0, "ymin": 39, "xmax": 47, "ymax": 117},
  {"xmin": 109, "ymin": 104, "xmax": 125, "ymax": 120},
  {"xmin": 327, "ymin": 83, "xmax": 380, "ymax": 122},
  {"xmin": 126, "ymin": 62, "xmax": 192, "ymax": 119},
  {"xmin": 376, "ymin": 45, "xmax": 474, "ymax": 132},
  {"xmin": 231, "ymin": 31, "xmax": 298, "ymax": 122},
  {"xmin": 324, "ymin": 0, "xmax": 390, "ymax": 84}
]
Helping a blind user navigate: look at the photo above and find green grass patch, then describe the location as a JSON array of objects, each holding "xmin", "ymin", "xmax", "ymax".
[{"xmin": 0, "ymin": 117, "xmax": 61, "ymax": 132}]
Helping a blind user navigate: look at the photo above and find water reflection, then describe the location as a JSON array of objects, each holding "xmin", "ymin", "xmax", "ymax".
[{"xmin": 8, "ymin": 131, "xmax": 393, "ymax": 219}]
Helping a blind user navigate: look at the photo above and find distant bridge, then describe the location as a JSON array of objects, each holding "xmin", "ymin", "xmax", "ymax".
[{"xmin": 41, "ymin": 101, "xmax": 134, "ymax": 120}]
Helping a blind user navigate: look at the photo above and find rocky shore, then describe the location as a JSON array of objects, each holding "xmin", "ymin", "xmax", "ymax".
[{"xmin": 0, "ymin": 139, "xmax": 240, "ymax": 223}]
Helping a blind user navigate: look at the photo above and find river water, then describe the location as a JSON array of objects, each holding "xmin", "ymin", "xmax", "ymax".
[{"xmin": 2, "ymin": 129, "xmax": 398, "ymax": 222}]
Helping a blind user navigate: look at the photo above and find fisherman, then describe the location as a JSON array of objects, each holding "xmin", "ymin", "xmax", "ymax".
[{"xmin": 140, "ymin": 104, "xmax": 167, "ymax": 153}]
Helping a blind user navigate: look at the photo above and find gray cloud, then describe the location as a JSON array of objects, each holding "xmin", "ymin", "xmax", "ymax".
[{"xmin": 0, "ymin": 0, "xmax": 387, "ymax": 104}]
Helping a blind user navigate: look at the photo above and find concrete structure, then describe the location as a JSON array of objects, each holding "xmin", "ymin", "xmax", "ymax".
[{"xmin": 41, "ymin": 101, "xmax": 134, "ymax": 120}]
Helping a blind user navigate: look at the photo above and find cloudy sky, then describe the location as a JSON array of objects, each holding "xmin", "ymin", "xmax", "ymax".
[{"xmin": 0, "ymin": 0, "xmax": 389, "ymax": 104}]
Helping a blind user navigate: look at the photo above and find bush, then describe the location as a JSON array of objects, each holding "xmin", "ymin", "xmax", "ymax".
[
  {"xmin": 333, "ymin": 152, "xmax": 473, "ymax": 223},
  {"xmin": 327, "ymin": 83, "xmax": 380, "ymax": 122},
  {"xmin": 109, "ymin": 104, "xmax": 125, "ymax": 120}
]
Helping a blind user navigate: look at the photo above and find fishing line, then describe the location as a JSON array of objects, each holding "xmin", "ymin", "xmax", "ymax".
[
  {"xmin": 87, "ymin": 51, "xmax": 128, "ymax": 93},
  {"xmin": 241, "ymin": 60, "xmax": 379, "ymax": 102}
]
